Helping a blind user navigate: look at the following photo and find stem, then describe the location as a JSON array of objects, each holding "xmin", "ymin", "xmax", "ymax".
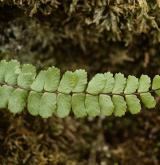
[{"xmin": 0, "ymin": 82, "xmax": 159, "ymax": 96}]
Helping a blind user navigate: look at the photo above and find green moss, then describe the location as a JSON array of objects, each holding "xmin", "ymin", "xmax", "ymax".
[{"xmin": 0, "ymin": 0, "xmax": 160, "ymax": 42}]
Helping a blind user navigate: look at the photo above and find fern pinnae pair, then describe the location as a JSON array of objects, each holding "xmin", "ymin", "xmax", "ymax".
[{"xmin": 0, "ymin": 59, "xmax": 160, "ymax": 118}]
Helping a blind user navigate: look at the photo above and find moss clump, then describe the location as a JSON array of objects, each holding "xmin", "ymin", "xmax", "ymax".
[
  {"xmin": 0, "ymin": 0, "xmax": 160, "ymax": 44},
  {"xmin": 0, "ymin": 1, "xmax": 160, "ymax": 75}
]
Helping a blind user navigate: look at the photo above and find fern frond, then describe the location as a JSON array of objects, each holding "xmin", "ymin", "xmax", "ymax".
[{"xmin": 0, "ymin": 60, "xmax": 160, "ymax": 118}]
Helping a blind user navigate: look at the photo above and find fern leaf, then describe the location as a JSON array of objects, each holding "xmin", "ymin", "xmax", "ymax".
[
  {"xmin": 86, "ymin": 73, "xmax": 106, "ymax": 94},
  {"xmin": 72, "ymin": 70, "xmax": 87, "ymax": 92},
  {"xmin": 112, "ymin": 95, "xmax": 127, "ymax": 117},
  {"xmin": 138, "ymin": 75, "xmax": 151, "ymax": 92},
  {"xmin": 39, "ymin": 93, "xmax": 57, "ymax": 118},
  {"xmin": 140, "ymin": 92, "xmax": 156, "ymax": 108},
  {"xmin": 102, "ymin": 72, "xmax": 114, "ymax": 93},
  {"xmin": 4, "ymin": 60, "xmax": 21, "ymax": 85},
  {"xmin": 0, "ymin": 60, "xmax": 159, "ymax": 118},
  {"xmin": 112, "ymin": 73, "xmax": 126, "ymax": 94},
  {"xmin": 58, "ymin": 71, "xmax": 77, "ymax": 94},
  {"xmin": 30, "ymin": 67, "xmax": 60, "ymax": 92},
  {"xmin": 31, "ymin": 71, "xmax": 46, "ymax": 92},
  {"xmin": 124, "ymin": 76, "xmax": 139, "ymax": 94},
  {"xmin": 28, "ymin": 91, "xmax": 41, "ymax": 116},
  {"xmin": 99, "ymin": 94, "xmax": 114, "ymax": 116},
  {"xmin": 44, "ymin": 67, "xmax": 60, "ymax": 92},
  {"xmin": 125, "ymin": 95, "xmax": 141, "ymax": 114},
  {"xmin": 152, "ymin": 75, "xmax": 160, "ymax": 96},
  {"xmin": 17, "ymin": 64, "xmax": 36, "ymax": 89},
  {"xmin": 56, "ymin": 93, "xmax": 71, "ymax": 118},
  {"xmin": 72, "ymin": 93, "xmax": 87, "ymax": 117},
  {"xmin": 85, "ymin": 94, "xmax": 100, "ymax": 116},
  {"xmin": 0, "ymin": 85, "xmax": 14, "ymax": 108},
  {"xmin": 8, "ymin": 89, "xmax": 28, "ymax": 114},
  {"xmin": 0, "ymin": 60, "xmax": 7, "ymax": 83}
]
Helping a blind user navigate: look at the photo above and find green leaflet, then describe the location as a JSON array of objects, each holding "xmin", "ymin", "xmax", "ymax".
[
  {"xmin": 112, "ymin": 73, "xmax": 126, "ymax": 94},
  {"xmin": 28, "ymin": 91, "xmax": 41, "ymax": 116},
  {"xmin": 56, "ymin": 93, "xmax": 71, "ymax": 118},
  {"xmin": 44, "ymin": 67, "xmax": 60, "ymax": 92},
  {"xmin": 102, "ymin": 72, "xmax": 114, "ymax": 93},
  {"xmin": 0, "ymin": 60, "xmax": 7, "ymax": 83},
  {"xmin": 28, "ymin": 92, "xmax": 57, "ymax": 118},
  {"xmin": 0, "ymin": 85, "xmax": 14, "ymax": 108},
  {"xmin": 85, "ymin": 94, "xmax": 100, "ymax": 116},
  {"xmin": 31, "ymin": 67, "xmax": 60, "ymax": 92},
  {"xmin": 58, "ymin": 71, "xmax": 77, "ymax": 94},
  {"xmin": 72, "ymin": 93, "xmax": 87, "ymax": 117},
  {"xmin": 99, "ymin": 94, "xmax": 114, "ymax": 116},
  {"xmin": 58, "ymin": 70, "xmax": 87, "ymax": 94},
  {"xmin": 138, "ymin": 75, "xmax": 151, "ymax": 92},
  {"xmin": 112, "ymin": 95, "xmax": 127, "ymax": 117},
  {"xmin": 124, "ymin": 76, "xmax": 139, "ymax": 94},
  {"xmin": 72, "ymin": 70, "xmax": 87, "ymax": 92},
  {"xmin": 125, "ymin": 95, "xmax": 141, "ymax": 114},
  {"xmin": 17, "ymin": 64, "xmax": 36, "ymax": 89},
  {"xmin": 140, "ymin": 92, "xmax": 156, "ymax": 109},
  {"xmin": 31, "ymin": 71, "xmax": 46, "ymax": 92},
  {"xmin": 152, "ymin": 75, "xmax": 160, "ymax": 96},
  {"xmin": 86, "ymin": 73, "xmax": 106, "ymax": 94},
  {"xmin": 39, "ymin": 93, "xmax": 57, "ymax": 118},
  {"xmin": 8, "ymin": 89, "xmax": 28, "ymax": 114},
  {"xmin": 4, "ymin": 60, "xmax": 19, "ymax": 85},
  {"xmin": 4, "ymin": 60, "xmax": 21, "ymax": 85}
]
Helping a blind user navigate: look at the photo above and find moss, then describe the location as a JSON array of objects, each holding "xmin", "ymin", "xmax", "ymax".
[
  {"xmin": 0, "ymin": 1, "xmax": 160, "ymax": 75},
  {"xmin": 0, "ymin": 6, "xmax": 160, "ymax": 76},
  {"xmin": 0, "ymin": 0, "xmax": 160, "ymax": 43}
]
